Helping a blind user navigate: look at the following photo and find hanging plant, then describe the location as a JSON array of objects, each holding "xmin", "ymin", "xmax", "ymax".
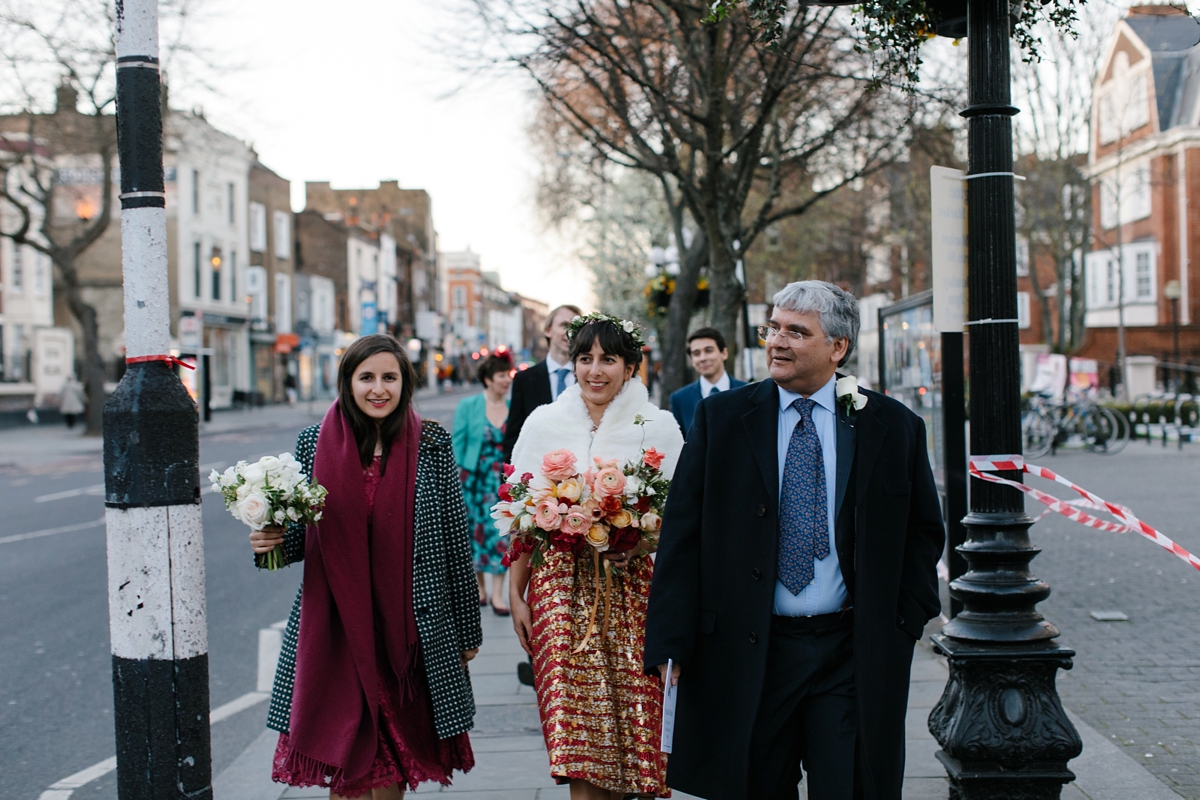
[
  {"xmin": 704, "ymin": 0, "xmax": 1081, "ymax": 88},
  {"xmin": 643, "ymin": 274, "xmax": 711, "ymax": 317}
]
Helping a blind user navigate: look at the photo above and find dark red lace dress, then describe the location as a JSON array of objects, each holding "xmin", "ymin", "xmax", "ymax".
[{"xmin": 272, "ymin": 456, "xmax": 475, "ymax": 796}]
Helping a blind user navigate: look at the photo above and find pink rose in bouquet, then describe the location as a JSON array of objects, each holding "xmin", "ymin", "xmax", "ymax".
[
  {"xmin": 541, "ymin": 449, "xmax": 578, "ymax": 482},
  {"xmin": 642, "ymin": 448, "xmax": 666, "ymax": 470},
  {"xmin": 533, "ymin": 498, "xmax": 566, "ymax": 531},
  {"xmin": 561, "ymin": 506, "xmax": 592, "ymax": 537},
  {"xmin": 593, "ymin": 466, "xmax": 626, "ymax": 497}
]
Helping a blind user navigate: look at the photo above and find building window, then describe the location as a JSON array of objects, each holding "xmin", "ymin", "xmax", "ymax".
[
  {"xmin": 34, "ymin": 253, "xmax": 46, "ymax": 296},
  {"xmin": 275, "ymin": 273, "xmax": 292, "ymax": 333},
  {"xmin": 1016, "ymin": 236, "xmax": 1030, "ymax": 277},
  {"xmin": 250, "ymin": 202, "xmax": 267, "ymax": 252},
  {"xmin": 228, "ymin": 182, "xmax": 235, "ymax": 225},
  {"xmin": 1099, "ymin": 161, "xmax": 1152, "ymax": 230},
  {"xmin": 1136, "ymin": 251, "xmax": 1152, "ymax": 300},
  {"xmin": 453, "ymin": 286, "xmax": 466, "ymax": 308},
  {"xmin": 273, "ymin": 211, "xmax": 291, "ymax": 259},
  {"xmin": 211, "ymin": 246, "xmax": 223, "ymax": 301},
  {"xmin": 11, "ymin": 245, "xmax": 23, "ymax": 292},
  {"xmin": 192, "ymin": 169, "xmax": 200, "ymax": 215},
  {"xmin": 193, "ymin": 242, "xmax": 202, "ymax": 298},
  {"xmin": 1106, "ymin": 259, "xmax": 1115, "ymax": 304},
  {"xmin": 1017, "ymin": 292, "xmax": 1031, "ymax": 329},
  {"xmin": 230, "ymin": 250, "xmax": 237, "ymax": 302}
]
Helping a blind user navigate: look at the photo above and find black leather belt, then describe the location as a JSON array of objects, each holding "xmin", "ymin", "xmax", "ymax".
[{"xmin": 771, "ymin": 608, "xmax": 853, "ymax": 633}]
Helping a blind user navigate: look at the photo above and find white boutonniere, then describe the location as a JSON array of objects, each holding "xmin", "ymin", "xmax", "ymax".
[{"xmin": 835, "ymin": 376, "xmax": 867, "ymax": 416}]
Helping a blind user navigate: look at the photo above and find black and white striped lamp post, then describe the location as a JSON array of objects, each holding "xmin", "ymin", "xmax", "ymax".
[{"xmin": 103, "ymin": 1, "xmax": 212, "ymax": 798}]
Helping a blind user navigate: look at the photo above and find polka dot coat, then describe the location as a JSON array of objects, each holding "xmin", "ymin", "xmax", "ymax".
[{"xmin": 262, "ymin": 419, "xmax": 483, "ymax": 740}]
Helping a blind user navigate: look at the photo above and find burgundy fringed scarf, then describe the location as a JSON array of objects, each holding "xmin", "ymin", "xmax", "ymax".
[{"xmin": 287, "ymin": 400, "xmax": 423, "ymax": 782}]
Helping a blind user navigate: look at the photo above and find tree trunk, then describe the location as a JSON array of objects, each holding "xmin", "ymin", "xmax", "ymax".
[
  {"xmin": 708, "ymin": 241, "xmax": 742, "ymax": 375},
  {"xmin": 64, "ymin": 271, "xmax": 106, "ymax": 435},
  {"xmin": 658, "ymin": 249, "xmax": 705, "ymax": 409}
]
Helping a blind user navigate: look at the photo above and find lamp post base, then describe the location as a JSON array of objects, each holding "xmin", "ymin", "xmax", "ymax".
[{"xmin": 929, "ymin": 635, "xmax": 1082, "ymax": 800}]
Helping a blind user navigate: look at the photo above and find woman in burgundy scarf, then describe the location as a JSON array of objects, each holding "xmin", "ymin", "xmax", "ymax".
[{"xmin": 250, "ymin": 334, "xmax": 482, "ymax": 800}]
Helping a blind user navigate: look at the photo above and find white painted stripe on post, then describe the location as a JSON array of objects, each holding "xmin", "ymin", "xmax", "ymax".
[
  {"xmin": 119, "ymin": 206, "xmax": 170, "ymax": 359},
  {"xmin": 168, "ymin": 503, "xmax": 208, "ymax": 659},
  {"xmin": 114, "ymin": 0, "xmax": 160, "ymax": 61},
  {"xmin": 209, "ymin": 691, "xmax": 268, "ymax": 724},
  {"xmin": 106, "ymin": 506, "xmax": 172, "ymax": 659},
  {"xmin": 106, "ymin": 505, "xmax": 207, "ymax": 660}
]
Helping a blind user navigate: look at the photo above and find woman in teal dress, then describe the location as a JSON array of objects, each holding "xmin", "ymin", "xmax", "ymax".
[{"xmin": 452, "ymin": 351, "xmax": 513, "ymax": 615}]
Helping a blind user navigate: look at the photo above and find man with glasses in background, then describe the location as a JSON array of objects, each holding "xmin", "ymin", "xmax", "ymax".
[{"xmin": 646, "ymin": 280, "xmax": 943, "ymax": 800}]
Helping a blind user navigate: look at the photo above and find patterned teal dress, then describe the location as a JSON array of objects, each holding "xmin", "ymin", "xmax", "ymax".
[{"xmin": 460, "ymin": 421, "xmax": 507, "ymax": 574}]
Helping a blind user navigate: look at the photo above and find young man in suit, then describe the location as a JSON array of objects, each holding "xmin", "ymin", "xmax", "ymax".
[
  {"xmin": 669, "ymin": 327, "xmax": 747, "ymax": 435},
  {"xmin": 646, "ymin": 281, "xmax": 944, "ymax": 800},
  {"xmin": 501, "ymin": 303, "xmax": 582, "ymax": 463}
]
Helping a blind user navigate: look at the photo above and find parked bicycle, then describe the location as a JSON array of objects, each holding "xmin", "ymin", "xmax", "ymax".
[{"xmin": 1021, "ymin": 393, "xmax": 1130, "ymax": 458}]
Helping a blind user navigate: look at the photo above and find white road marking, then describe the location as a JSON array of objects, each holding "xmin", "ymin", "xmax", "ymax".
[
  {"xmin": 37, "ymin": 692, "xmax": 270, "ymax": 798},
  {"xmin": 34, "ymin": 484, "xmax": 105, "ymax": 503},
  {"xmin": 0, "ymin": 518, "xmax": 105, "ymax": 545},
  {"xmin": 208, "ymin": 690, "xmax": 269, "ymax": 723},
  {"xmin": 33, "ymin": 463, "xmax": 228, "ymax": 504}
]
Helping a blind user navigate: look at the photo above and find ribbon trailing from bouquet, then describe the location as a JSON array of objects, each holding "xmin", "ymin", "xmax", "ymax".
[
  {"xmin": 572, "ymin": 549, "xmax": 614, "ymax": 655},
  {"xmin": 969, "ymin": 454, "xmax": 1200, "ymax": 573}
]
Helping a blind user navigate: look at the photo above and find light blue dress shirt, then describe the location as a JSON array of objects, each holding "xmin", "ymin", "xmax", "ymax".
[{"xmin": 773, "ymin": 375, "xmax": 848, "ymax": 617}]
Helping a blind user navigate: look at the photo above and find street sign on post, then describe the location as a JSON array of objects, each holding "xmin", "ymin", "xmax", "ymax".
[{"xmin": 930, "ymin": 165, "xmax": 967, "ymax": 333}]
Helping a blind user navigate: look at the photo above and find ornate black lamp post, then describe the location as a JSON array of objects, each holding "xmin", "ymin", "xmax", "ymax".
[{"xmin": 926, "ymin": 0, "xmax": 1083, "ymax": 796}]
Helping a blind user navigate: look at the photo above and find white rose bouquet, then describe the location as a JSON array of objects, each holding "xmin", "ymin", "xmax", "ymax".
[{"xmin": 209, "ymin": 453, "xmax": 328, "ymax": 570}]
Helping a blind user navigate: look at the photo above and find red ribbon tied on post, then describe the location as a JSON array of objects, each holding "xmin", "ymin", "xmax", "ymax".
[{"xmin": 126, "ymin": 354, "xmax": 196, "ymax": 370}]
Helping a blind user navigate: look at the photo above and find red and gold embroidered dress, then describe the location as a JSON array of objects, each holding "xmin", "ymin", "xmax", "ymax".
[{"xmin": 529, "ymin": 547, "xmax": 668, "ymax": 796}]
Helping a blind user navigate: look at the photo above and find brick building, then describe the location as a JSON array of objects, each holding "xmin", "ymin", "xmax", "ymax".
[
  {"xmin": 1084, "ymin": 5, "xmax": 1200, "ymax": 386},
  {"xmin": 304, "ymin": 180, "xmax": 439, "ymax": 339},
  {"xmin": 247, "ymin": 161, "xmax": 296, "ymax": 402}
]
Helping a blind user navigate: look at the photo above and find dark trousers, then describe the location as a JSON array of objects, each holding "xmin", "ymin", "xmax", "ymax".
[{"xmin": 747, "ymin": 614, "xmax": 857, "ymax": 800}]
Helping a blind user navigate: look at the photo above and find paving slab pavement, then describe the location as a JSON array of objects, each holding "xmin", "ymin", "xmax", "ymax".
[{"xmin": 214, "ymin": 607, "xmax": 1182, "ymax": 799}]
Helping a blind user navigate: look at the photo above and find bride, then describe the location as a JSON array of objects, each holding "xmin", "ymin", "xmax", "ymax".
[{"xmin": 507, "ymin": 313, "xmax": 685, "ymax": 800}]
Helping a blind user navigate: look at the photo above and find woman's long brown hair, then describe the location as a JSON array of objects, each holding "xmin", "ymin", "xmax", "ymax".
[{"xmin": 336, "ymin": 334, "xmax": 419, "ymax": 472}]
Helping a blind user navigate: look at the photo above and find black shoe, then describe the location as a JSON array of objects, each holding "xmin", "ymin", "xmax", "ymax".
[{"xmin": 517, "ymin": 659, "xmax": 535, "ymax": 687}]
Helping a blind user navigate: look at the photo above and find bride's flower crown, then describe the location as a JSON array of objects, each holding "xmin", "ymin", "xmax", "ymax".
[{"xmin": 565, "ymin": 311, "xmax": 647, "ymax": 350}]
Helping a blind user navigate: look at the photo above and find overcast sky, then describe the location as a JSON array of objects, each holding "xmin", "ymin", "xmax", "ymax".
[{"xmin": 175, "ymin": 0, "xmax": 591, "ymax": 311}]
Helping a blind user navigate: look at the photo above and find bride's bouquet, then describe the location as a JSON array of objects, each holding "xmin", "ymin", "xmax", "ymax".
[
  {"xmin": 209, "ymin": 454, "xmax": 328, "ymax": 570},
  {"xmin": 492, "ymin": 418, "xmax": 669, "ymax": 569}
]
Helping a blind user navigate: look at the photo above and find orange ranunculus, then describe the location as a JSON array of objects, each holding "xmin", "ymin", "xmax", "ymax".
[
  {"xmin": 585, "ymin": 522, "xmax": 610, "ymax": 551},
  {"xmin": 608, "ymin": 508, "xmax": 633, "ymax": 529},
  {"xmin": 643, "ymin": 448, "xmax": 666, "ymax": 470}
]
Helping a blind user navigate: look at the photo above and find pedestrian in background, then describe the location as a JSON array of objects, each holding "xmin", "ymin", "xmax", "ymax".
[
  {"xmin": 501, "ymin": 303, "xmax": 582, "ymax": 463},
  {"xmin": 453, "ymin": 350, "xmax": 514, "ymax": 615},
  {"xmin": 249, "ymin": 334, "xmax": 481, "ymax": 800},
  {"xmin": 59, "ymin": 374, "xmax": 86, "ymax": 429},
  {"xmin": 669, "ymin": 326, "xmax": 746, "ymax": 435}
]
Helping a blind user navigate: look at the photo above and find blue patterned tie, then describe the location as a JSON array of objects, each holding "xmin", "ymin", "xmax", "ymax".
[
  {"xmin": 778, "ymin": 397, "xmax": 829, "ymax": 594},
  {"xmin": 554, "ymin": 367, "xmax": 569, "ymax": 398}
]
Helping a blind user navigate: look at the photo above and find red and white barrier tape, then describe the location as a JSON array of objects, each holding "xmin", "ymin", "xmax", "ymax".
[{"xmin": 969, "ymin": 454, "xmax": 1200, "ymax": 573}]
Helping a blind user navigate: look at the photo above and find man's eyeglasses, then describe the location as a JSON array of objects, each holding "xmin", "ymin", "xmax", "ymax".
[{"xmin": 757, "ymin": 325, "xmax": 809, "ymax": 344}]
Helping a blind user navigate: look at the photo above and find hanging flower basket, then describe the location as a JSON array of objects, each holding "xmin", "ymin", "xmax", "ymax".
[{"xmin": 643, "ymin": 274, "xmax": 710, "ymax": 317}]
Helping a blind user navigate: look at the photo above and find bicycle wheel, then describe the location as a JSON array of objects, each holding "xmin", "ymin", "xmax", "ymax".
[
  {"xmin": 1101, "ymin": 406, "xmax": 1131, "ymax": 454},
  {"xmin": 1023, "ymin": 409, "xmax": 1055, "ymax": 458},
  {"xmin": 1083, "ymin": 405, "xmax": 1122, "ymax": 453}
]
